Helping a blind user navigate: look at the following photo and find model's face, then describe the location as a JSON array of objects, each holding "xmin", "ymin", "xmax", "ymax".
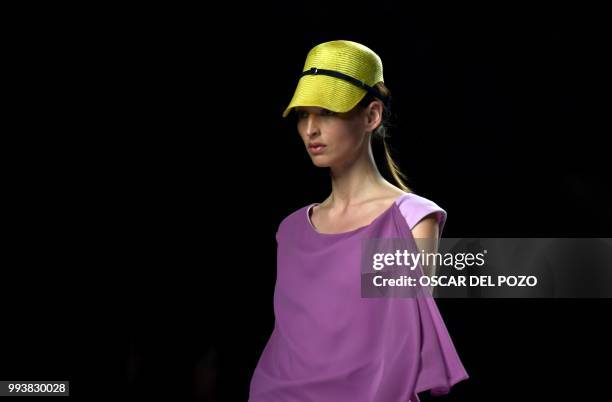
[{"xmin": 295, "ymin": 105, "xmax": 370, "ymax": 168}]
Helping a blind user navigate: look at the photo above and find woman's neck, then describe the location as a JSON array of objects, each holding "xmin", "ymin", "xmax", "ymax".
[{"xmin": 326, "ymin": 158, "xmax": 398, "ymax": 209}]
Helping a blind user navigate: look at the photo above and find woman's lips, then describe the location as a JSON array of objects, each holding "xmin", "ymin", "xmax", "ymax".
[{"xmin": 308, "ymin": 145, "xmax": 326, "ymax": 154}]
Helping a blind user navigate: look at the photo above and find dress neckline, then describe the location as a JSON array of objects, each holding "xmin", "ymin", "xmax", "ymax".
[{"xmin": 306, "ymin": 193, "xmax": 412, "ymax": 237}]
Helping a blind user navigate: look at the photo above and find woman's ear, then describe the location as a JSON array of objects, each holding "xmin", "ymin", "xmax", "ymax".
[{"xmin": 366, "ymin": 101, "xmax": 383, "ymax": 131}]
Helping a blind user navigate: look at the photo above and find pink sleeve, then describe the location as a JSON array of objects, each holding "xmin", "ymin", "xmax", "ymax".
[{"xmin": 396, "ymin": 193, "xmax": 448, "ymax": 238}]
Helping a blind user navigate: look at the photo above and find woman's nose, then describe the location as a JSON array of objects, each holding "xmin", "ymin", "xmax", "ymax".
[{"xmin": 304, "ymin": 114, "xmax": 320, "ymax": 136}]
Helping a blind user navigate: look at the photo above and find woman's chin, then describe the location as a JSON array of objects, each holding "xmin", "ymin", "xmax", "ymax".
[{"xmin": 311, "ymin": 158, "xmax": 331, "ymax": 168}]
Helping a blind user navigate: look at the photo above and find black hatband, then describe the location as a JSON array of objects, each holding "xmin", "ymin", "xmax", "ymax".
[{"xmin": 300, "ymin": 67, "xmax": 391, "ymax": 110}]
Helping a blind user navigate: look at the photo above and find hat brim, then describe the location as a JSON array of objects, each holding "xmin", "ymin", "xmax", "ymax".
[{"xmin": 282, "ymin": 75, "xmax": 369, "ymax": 118}]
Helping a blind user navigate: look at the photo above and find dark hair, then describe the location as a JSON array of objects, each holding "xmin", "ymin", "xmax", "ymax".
[{"xmin": 356, "ymin": 82, "xmax": 412, "ymax": 193}]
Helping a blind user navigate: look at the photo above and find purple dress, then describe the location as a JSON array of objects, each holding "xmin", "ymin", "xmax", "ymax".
[{"xmin": 249, "ymin": 193, "xmax": 469, "ymax": 402}]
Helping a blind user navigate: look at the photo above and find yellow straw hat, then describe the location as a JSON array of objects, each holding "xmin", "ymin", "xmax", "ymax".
[{"xmin": 282, "ymin": 40, "xmax": 390, "ymax": 118}]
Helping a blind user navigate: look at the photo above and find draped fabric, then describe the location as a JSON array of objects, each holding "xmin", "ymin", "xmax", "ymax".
[{"xmin": 249, "ymin": 193, "xmax": 468, "ymax": 402}]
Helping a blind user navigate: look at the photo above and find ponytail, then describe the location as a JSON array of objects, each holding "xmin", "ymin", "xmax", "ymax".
[
  {"xmin": 357, "ymin": 82, "xmax": 412, "ymax": 193},
  {"xmin": 382, "ymin": 136, "xmax": 411, "ymax": 193}
]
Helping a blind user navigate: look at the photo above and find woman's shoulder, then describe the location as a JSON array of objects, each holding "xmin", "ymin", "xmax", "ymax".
[
  {"xmin": 275, "ymin": 202, "xmax": 313, "ymax": 234},
  {"xmin": 396, "ymin": 192, "xmax": 448, "ymax": 232}
]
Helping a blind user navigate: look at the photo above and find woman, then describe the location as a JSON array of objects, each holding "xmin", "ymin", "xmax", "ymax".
[{"xmin": 249, "ymin": 40, "xmax": 469, "ymax": 402}]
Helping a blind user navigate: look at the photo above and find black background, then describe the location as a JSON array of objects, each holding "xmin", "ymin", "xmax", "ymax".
[{"xmin": 2, "ymin": 3, "xmax": 611, "ymax": 401}]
